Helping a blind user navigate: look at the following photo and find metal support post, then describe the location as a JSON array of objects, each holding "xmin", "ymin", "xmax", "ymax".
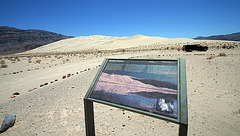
[
  {"xmin": 179, "ymin": 123, "xmax": 188, "ymax": 136},
  {"xmin": 84, "ymin": 99, "xmax": 95, "ymax": 136}
]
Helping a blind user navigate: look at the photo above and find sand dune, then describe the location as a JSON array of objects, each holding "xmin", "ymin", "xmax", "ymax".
[
  {"xmin": 25, "ymin": 35, "xmax": 240, "ymax": 54},
  {"xmin": 26, "ymin": 35, "xmax": 197, "ymax": 53}
]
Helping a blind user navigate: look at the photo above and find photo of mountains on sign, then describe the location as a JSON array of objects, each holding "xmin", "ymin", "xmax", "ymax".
[{"xmin": 90, "ymin": 60, "xmax": 178, "ymax": 119}]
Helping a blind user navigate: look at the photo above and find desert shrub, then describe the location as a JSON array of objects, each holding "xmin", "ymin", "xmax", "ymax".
[
  {"xmin": 55, "ymin": 55, "xmax": 63, "ymax": 59},
  {"xmin": 1, "ymin": 64, "xmax": 8, "ymax": 68},
  {"xmin": 16, "ymin": 57, "xmax": 20, "ymax": 61},
  {"xmin": 207, "ymin": 53, "xmax": 227, "ymax": 60},
  {"xmin": 6, "ymin": 57, "xmax": 16, "ymax": 62},
  {"xmin": 218, "ymin": 53, "xmax": 227, "ymax": 57},
  {"xmin": 36, "ymin": 60, "xmax": 42, "ymax": 64},
  {"xmin": 73, "ymin": 53, "xmax": 77, "ymax": 57},
  {"xmin": 119, "ymin": 49, "xmax": 126, "ymax": 52},
  {"xmin": 0, "ymin": 60, "xmax": 8, "ymax": 68},
  {"xmin": 1, "ymin": 60, "xmax": 5, "ymax": 64},
  {"xmin": 207, "ymin": 56, "xmax": 215, "ymax": 60}
]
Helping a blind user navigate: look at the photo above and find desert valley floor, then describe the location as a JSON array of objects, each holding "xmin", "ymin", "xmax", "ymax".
[{"xmin": 0, "ymin": 47, "xmax": 240, "ymax": 135}]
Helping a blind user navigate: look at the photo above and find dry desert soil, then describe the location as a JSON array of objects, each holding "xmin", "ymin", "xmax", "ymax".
[{"xmin": 0, "ymin": 38, "xmax": 240, "ymax": 136}]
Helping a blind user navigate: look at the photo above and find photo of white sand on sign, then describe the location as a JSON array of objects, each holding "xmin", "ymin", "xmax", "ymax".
[{"xmin": 0, "ymin": 35, "xmax": 240, "ymax": 135}]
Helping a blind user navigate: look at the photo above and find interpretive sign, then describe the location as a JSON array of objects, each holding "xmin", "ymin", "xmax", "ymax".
[{"xmin": 84, "ymin": 58, "xmax": 188, "ymax": 136}]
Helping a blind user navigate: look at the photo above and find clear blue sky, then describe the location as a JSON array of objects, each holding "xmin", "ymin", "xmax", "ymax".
[{"xmin": 0, "ymin": 0, "xmax": 240, "ymax": 38}]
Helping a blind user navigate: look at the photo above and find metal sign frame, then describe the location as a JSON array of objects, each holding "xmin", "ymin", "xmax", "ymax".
[{"xmin": 84, "ymin": 58, "xmax": 188, "ymax": 136}]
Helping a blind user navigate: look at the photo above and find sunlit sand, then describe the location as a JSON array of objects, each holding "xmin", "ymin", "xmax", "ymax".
[{"xmin": 0, "ymin": 35, "xmax": 239, "ymax": 135}]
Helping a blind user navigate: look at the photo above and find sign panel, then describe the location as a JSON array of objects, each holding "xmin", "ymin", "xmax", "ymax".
[
  {"xmin": 84, "ymin": 58, "xmax": 188, "ymax": 136},
  {"xmin": 86, "ymin": 58, "xmax": 185, "ymax": 121}
]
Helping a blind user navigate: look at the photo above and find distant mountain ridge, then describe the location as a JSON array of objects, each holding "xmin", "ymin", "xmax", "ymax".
[
  {"xmin": 194, "ymin": 32, "xmax": 240, "ymax": 41},
  {"xmin": 133, "ymin": 78, "xmax": 177, "ymax": 90},
  {"xmin": 0, "ymin": 26, "xmax": 74, "ymax": 55}
]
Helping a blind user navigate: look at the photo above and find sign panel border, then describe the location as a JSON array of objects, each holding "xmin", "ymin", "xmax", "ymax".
[{"xmin": 84, "ymin": 58, "xmax": 187, "ymax": 124}]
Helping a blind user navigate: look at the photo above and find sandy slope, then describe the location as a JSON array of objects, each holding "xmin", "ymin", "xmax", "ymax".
[
  {"xmin": 0, "ymin": 46, "xmax": 240, "ymax": 136},
  {"xmin": 25, "ymin": 35, "xmax": 200, "ymax": 53},
  {"xmin": 25, "ymin": 35, "xmax": 240, "ymax": 55}
]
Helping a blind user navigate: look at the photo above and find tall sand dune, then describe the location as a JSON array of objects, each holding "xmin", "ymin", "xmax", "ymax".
[{"xmin": 26, "ymin": 35, "xmax": 197, "ymax": 53}]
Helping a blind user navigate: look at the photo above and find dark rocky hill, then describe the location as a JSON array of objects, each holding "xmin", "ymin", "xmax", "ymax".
[
  {"xmin": 133, "ymin": 78, "xmax": 177, "ymax": 90},
  {"xmin": 0, "ymin": 26, "xmax": 74, "ymax": 55},
  {"xmin": 194, "ymin": 32, "xmax": 240, "ymax": 41}
]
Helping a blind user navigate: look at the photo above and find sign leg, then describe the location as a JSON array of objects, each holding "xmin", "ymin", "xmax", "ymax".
[
  {"xmin": 84, "ymin": 99, "xmax": 95, "ymax": 136},
  {"xmin": 179, "ymin": 123, "xmax": 188, "ymax": 136}
]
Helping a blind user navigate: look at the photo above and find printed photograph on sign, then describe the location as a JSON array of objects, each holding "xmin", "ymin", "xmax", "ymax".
[{"xmin": 90, "ymin": 60, "xmax": 178, "ymax": 118}]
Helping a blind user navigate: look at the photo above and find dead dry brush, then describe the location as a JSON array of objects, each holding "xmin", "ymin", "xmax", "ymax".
[
  {"xmin": 207, "ymin": 53, "xmax": 227, "ymax": 60},
  {"xmin": 0, "ymin": 59, "xmax": 8, "ymax": 68},
  {"xmin": 36, "ymin": 59, "xmax": 42, "ymax": 64}
]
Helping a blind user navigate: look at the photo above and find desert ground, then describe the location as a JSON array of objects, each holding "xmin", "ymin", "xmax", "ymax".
[{"xmin": 0, "ymin": 36, "xmax": 240, "ymax": 136}]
